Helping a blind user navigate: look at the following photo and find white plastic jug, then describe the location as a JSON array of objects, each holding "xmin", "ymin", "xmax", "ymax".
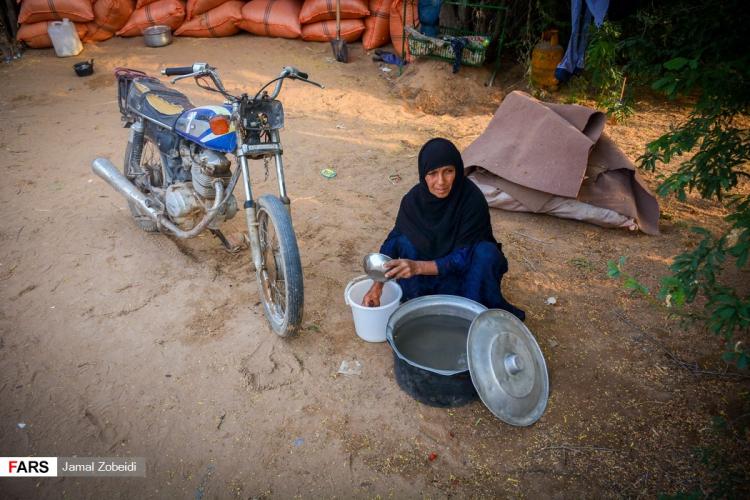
[
  {"xmin": 345, "ymin": 275, "xmax": 402, "ymax": 342},
  {"xmin": 48, "ymin": 19, "xmax": 83, "ymax": 57}
]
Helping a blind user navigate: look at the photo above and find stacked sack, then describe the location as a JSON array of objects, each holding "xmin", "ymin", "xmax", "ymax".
[
  {"xmin": 389, "ymin": 0, "xmax": 417, "ymax": 59},
  {"xmin": 16, "ymin": 0, "xmax": 420, "ymax": 46},
  {"xmin": 16, "ymin": 0, "xmax": 93, "ymax": 48},
  {"xmin": 361, "ymin": 0, "xmax": 388, "ymax": 50},
  {"xmin": 237, "ymin": 0, "xmax": 304, "ymax": 39},
  {"xmin": 117, "ymin": 0, "xmax": 185, "ymax": 36},
  {"xmin": 299, "ymin": 0, "xmax": 369, "ymax": 42},
  {"xmin": 174, "ymin": 0, "xmax": 243, "ymax": 37},
  {"xmin": 85, "ymin": 0, "xmax": 135, "ymax": 41}
]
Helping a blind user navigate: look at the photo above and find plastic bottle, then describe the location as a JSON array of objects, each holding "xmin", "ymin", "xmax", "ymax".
[
  {"xmin": 531, "ymin": 29, "xmax": 564, "ymax": 90},
  {"xmin": 47, "ymin": 19, "xmax": 83, "ymax": 57}
]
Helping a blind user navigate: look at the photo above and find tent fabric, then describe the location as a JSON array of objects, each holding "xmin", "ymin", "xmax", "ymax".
[{"xmin": 462, "ymin": 91, "xmax": 660, "ymax": 235}]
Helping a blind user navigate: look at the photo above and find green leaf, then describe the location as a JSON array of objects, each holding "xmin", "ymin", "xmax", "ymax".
[
  {"xmin": 737, "ymin": 353, "xmax": 749, "ymax": 370},
  {"xmin": 716, "ymin": 306, "xmax": 735, "ymax": 319},
  {"xmin": 722, "ymin": 351, "xmax": 737, "ymax": 363},
  {"xmin": 652, "ymin": 76, "xmax": 674, "ymax": 91},
  {"xmin": 606, "ymin": 260, "xmax": 621, "ymax": 278},
  {"xmin": 624, "ymin": 278, "xmax": 649, "ymax": 295},
  {"xmin": 664, "ymin": 57, "xmax": 690, "ymax": 70}
]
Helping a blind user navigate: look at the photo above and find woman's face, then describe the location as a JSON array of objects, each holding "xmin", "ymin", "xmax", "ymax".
[{"xmin": 425, "ymin": 165, "xmax": 456, "ymax": 198}]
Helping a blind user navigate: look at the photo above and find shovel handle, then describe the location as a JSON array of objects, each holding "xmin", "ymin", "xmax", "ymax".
[{"xmin": 335, "ymin": 0, "xmax": 341, "ymax": 39}]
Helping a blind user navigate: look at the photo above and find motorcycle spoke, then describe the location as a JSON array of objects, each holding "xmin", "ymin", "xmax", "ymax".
[{"xmin": 258, "ymin": 210, "xmax": 287, "ymax": 322}]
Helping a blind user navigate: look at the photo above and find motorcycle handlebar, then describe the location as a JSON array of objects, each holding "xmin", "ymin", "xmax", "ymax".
[
  {"xmin": 162, "ymin": 66, "xmax": 195, "ymax": 76},
  {"xmin": 282, "ymin": 67, "xmax": 323, "ymax": 89}
]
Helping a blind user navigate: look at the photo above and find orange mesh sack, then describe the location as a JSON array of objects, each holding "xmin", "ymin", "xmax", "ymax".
[
  {"xmin": 185, "ymin": 0, "xmax": 231, "ymax": 20},
  {"xmin": 18, "ymin": 0, "xmax": 95, "ymax": 23},
  {"xmin": 299, "ymin": 0, "xmax": 368, "ymax": 24},
  {"xmin": 83, "ymin": 23, "xmax": 115, "ymax": 40},
  {"xmin": 175, "ymin": 0, "xmax": 242, "ymax": 36},
  {"xmin": 301, "ymin": 18, "xmax": 364, "ymax": 42},
  {"xmin": 17, "ymin": 20, "xmax": 88, "ymax": 48},
  {"xmin": 117, "ymin": 0, "xmax": 186, "ymax": 36},
  {"xmin": 84, "ymin": 0, "xmax": 134, "ymax": 38},
  {"xmin": 135, "ymin": 0, "xmax": 160, "ymax": 8},
  {"xmin": 362, "ymin": 0, "xmax": 389, "ymax": 50},
  {"xmin": 238, "ymin": 0, "xmax": 302, "ymax": 39},
  {"xmin": 390, "ymin": 0, "xmax": 417, "ymax": 61}
]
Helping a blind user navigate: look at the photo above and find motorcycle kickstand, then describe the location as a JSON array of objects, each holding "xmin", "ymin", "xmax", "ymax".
[{"xmin": 210, "ymin": 229, "xmax": 246, "ymax": 254}]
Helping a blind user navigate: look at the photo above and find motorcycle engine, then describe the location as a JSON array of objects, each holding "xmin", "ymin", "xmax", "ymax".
[
  {"xmin": 190, "ymin": 148, "xmax": 232, "ymax": 199},
  {"xmin": 165, "ymin": 145, "xmax": 238, "ymax": 230}
]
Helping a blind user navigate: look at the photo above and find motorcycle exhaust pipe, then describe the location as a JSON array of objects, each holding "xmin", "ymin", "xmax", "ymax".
[{"xmin": 91, "ymin": 157, "xmax": 159, "ymax": 221}]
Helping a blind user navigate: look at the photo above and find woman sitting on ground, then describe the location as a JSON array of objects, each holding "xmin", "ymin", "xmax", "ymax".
[{"xmin": 362, "ymin": 138, "xmax": 525, "ymax": 320}]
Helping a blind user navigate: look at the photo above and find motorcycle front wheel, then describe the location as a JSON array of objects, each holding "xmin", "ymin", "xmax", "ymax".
[{"xmin": 255, "ymin": 194, "xmax": 304, "ymax": 337}]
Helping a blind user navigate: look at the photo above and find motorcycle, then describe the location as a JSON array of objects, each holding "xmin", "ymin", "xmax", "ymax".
[{"xmin": 92, "ymin": 63, "xmax": 323, "ymax": 337}]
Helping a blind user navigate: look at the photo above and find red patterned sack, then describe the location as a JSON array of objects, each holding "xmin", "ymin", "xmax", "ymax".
[
  {"xmin": 301, "ymin": 18, "xmax": 364, "ymax": 42},
  {"xmin": 299, "ymin": 0, "xmax": 368, "ymax": 24},
  {"xmin": 117, "ymin": 0, "xmax": 185, "ymax": 36},
  {"xmin": 238, "ymin": 0, "xmax": 303, "ymax": 39}
]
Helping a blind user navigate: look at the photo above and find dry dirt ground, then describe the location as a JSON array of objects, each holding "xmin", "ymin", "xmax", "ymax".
[{"xmin": 1, "ymin": 36, "xmax": 748, "ymax": 498}]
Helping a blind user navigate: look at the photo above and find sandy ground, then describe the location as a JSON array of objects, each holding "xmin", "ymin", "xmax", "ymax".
[{"xmin": 1, "ymin": 36, "xmax": 748, "ymax": 498}]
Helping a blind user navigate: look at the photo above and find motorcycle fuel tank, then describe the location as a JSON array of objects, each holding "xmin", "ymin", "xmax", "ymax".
[{"xmin": 174, "ymin": 105, "xmax": 237, "ymax": 153}]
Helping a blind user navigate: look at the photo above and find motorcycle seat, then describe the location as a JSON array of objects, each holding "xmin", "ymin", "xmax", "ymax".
[{"xmin": 127, "ymin": 77, "xmax": 194, "ymax": 129}]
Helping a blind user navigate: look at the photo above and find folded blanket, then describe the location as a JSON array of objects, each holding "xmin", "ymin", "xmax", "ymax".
[{"xmin": 462, "ymin": 91, "xmax": 660, "ymax": 235}]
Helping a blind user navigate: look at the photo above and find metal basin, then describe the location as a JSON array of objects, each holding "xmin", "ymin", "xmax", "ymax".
[
  {"xmin": 386, "ymin": 295, "xmax": 486, "ymax": 407},
  {"xmin": 387, "ymin": 294, "xmax": 550, "ymax": 425},
  {"xmin": 143, "ymin": 25, "xmax": 172, "ymax": 47}
]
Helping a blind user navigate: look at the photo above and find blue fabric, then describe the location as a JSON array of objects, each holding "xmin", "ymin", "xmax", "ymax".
[
  {"xmin": 556, "ymin": 0, "xmax": 609, "ymax": 83},
  {"xmin": 449, "ymin": 37, "xmax": 467, "ymax": 73},
  {"xmin": 379, "ymin": 52, "xmax": 404, "ymax": 65},
  {"xmin": 380, "ymin": 231, "xmax": 526, "ymax": 321},
  {"xmin": 418, "ymin": 0, "xmax": 442, "ymax": 37}
]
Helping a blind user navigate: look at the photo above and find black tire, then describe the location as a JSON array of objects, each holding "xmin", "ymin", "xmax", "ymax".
[
  {"xmin": 123, "ymin": 138, "xmax": 164, "ymax": 232},
  {"xmin": 256, "ymin": 195, "xmax": 304, "ymax": 337}
]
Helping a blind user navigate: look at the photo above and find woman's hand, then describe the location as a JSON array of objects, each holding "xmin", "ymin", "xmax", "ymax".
[
  {"xmin": 362, "ymin": 281, "xmax": 384, "ymax": 307},
  {"xmin": 384, "ymin": 259, "xmax": 436, "ymax": 279}
]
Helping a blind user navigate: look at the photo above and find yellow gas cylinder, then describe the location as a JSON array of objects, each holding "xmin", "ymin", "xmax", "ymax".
[{"xmin": 531, "ymin": 29, "xmax": 564, "ymax": 90}]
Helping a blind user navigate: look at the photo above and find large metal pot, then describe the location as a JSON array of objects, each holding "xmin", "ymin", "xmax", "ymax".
[
  {"xmin": 387, "ymin": 295, "xmax": 550, "ymax": 426},
  {"xmin": 386, "ymin": 295, "xmax": 486, "ymax": 407}
]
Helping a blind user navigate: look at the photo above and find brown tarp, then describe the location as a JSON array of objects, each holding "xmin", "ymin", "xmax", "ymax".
[{"xmin": 462, "ymin": 91, "xmax": 660, "ymax": 235}]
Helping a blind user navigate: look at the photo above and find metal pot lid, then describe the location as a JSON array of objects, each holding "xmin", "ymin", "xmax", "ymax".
[{"xmin": 467, "ymin": 309, "xmax": 549, "ymax": 426}]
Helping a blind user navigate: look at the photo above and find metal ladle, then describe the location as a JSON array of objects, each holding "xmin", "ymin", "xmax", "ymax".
[{"xmin": 362, "ymin": 253, "xmax": 392, "ymax": 282}]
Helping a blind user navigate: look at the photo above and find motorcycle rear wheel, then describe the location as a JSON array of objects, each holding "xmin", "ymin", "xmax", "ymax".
[
  {"xmin": 255, "ymin": 195, "xmax": 304, "ymax": 337},
  {"xmin": 123, "ymin": 138, "xmax": 166, "ymax": 233}
]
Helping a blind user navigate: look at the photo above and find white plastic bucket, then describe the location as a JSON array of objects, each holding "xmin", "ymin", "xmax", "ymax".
[{"xmin": 345, "ymin": 275, "xmax": 402, "ymax": 342}]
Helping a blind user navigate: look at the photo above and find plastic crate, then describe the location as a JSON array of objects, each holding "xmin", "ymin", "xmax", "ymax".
[{"xmin": 407, "ymin": 27, "xmax": 490, "ymax": 67}]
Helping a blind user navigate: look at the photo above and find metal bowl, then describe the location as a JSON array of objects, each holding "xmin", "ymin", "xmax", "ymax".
[
  {"xmin": 362, "ymin": 253, "xmax": 392, "ymax": 282},
  {"xmin": 143, "ymin": 25, "xmax": 172, "ymax": 48},
  {"xmin": 73, "ymin": 59, "xmax": 94, "ymax": 77}
]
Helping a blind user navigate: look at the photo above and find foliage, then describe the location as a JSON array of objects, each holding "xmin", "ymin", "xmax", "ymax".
[
  {"xmin": 585, "ymin": 21, "xmax": 633, "ymax": 121},
  {"xmin": 621, "ymin": 0, "xmax": 750, "ymax": 370},
  {"xmin": 439, "ymin": 0, "xmax": 569, "ymax": 72},
  {"xmin": 606, "ymin": 257, "xmax": 650, "ymax": 296},
  {"xmin": 523, "ymin": 1, "xmax": 750, "ymax": 368}
]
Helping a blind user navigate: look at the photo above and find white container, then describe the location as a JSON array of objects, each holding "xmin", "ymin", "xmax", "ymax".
[
  {"xmin": 48, "ymin": 19, "xmax": 83, "ymax": 57},
  {"xmin": 344, "ymin": 275, "xmax": 402, "ymax": 342}
]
